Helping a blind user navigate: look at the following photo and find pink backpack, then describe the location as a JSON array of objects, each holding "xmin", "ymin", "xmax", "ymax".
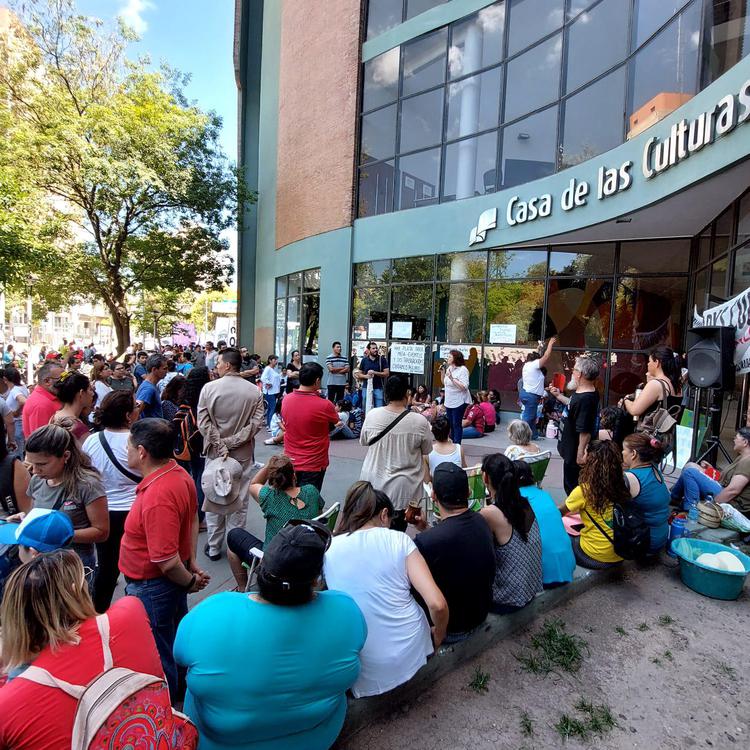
[{"xmin": 19, "ymin": 613, "xmax": 198, "ymax": 750}]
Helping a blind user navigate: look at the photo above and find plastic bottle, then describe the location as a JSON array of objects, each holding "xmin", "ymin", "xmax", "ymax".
[{"xmin": 686, "ymin": 498, "xmax": 699, "ymax": 522}]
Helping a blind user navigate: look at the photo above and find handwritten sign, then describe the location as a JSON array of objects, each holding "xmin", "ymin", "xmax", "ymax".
[
  {"xmin": 438, "ymin": 344, "xmax": 475, "ymax": 360},
  {"xmin": 391, "ymin": 321, "xmax": 413, "ymax": 339},
  {"xmin": 368, "ymin": 322, "xmax": 386, "ymax": 339},
  {"xmin": 489, "ymin": 324, "xmax": 517, "ymax": 344},
  {"xmin": 390, "ymin": 343, "xmax": 426, "ymax": 375}
]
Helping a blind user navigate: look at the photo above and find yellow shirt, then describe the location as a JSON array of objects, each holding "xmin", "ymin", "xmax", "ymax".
[{"xmin": 565, "ymin": 486, "xmax": 623, "ymax": 564}]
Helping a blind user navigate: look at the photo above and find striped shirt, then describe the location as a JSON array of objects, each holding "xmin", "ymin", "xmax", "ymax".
[{"xmin": 325, "ymin": 354, "xmax": 349, "ymax": 386}]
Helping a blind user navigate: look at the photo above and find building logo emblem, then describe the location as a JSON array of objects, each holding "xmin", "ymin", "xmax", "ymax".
[{"xmin": 469, "ymin": 208, "xmax": 497, "ymax": 245}]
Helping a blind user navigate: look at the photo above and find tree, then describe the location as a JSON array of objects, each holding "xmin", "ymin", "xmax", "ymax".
[
  {"xmin": 131, "ymin": 288, "xmax": 192, "ymax": 342},
  {"xmin": 0, "ymin": 0, "xmax": 251, "ymax": 353},
  {"xmin": 189, "ymin": 288, "xmax": 235, "ymax": 335}
]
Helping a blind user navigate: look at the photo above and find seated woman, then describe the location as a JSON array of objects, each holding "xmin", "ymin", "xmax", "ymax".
[
  {"xmin": 323, "ymin": 481, "xmax": 448, "ymax": 697},
  {"xmin": 670, "ymin": 427, "xmax": 750, "ymax": 518},
  {"xmin": 0, "ymin": 550, "xmax": 169, "ymax": 748},
  {"xmin": 461, "ymin": 396, "xmax": 486, "ymax": 439},
  {"xmin": 504, "ymin": 419, "xmax": 541, "ymax": 461},
  {"xmin": 479, "ymin": 454, "xmax": 543, "ymax": 614},
  {"xmin": 476, "ymin": 391, "xmax": 497, "ymax": 433},
  {"xmin": 411, "ymin": 384, "xmax": 432, "ymax": 413},
  {"xmin": 425, "ymin": 415, "xmax": 465, "ymax": 482},
  {"xmin": 622, "ymin": 433, "xmax": 671, "ymax": 554},
  {"xmin": 513, "ymin": 461, "xmax": 575, "ymax": 587},
  {"xmin": 175, "ymin": 520, "xmax": 367, "ymax": 750},
  {"xmin": 561, "ymin": 441, "xmax": 626, "ymax": 569},
  {"xmin": 264, "ymin": 398, "xmax": 286, "ymax": 445}
]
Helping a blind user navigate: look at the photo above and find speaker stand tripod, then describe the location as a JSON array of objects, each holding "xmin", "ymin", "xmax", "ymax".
[{"xmin": 689, "ymin": 386, "xmax": 733, "ymax": 464}]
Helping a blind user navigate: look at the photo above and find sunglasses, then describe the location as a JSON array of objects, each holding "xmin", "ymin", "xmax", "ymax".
[{"xmin": 283, "ymin": 518, "xmax": 332, "ymax": 551}]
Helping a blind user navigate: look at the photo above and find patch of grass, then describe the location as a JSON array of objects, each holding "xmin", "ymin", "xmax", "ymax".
[
  {"xmin": 615, "ymin": 626, "xmax": 628, "ymax": 637},
  {"xmin": 637, "ymin": 622, "xmax": 650, "ymax": 632},
  {"xmin": 716, "ymin": 662, "xmax": 736, "ymax": 681},
  {"xmin": 557, "ymin": 699, "xmax": 618, "ymax": 741},
  {"xmin": 468, "ymin": 667, "xmax": 490, "ymax": 694},
  {"xmin": 516, "ymin": 618, "xmax": 588, "ymax": 676},
  {"xmin": 664, "ymin": 650, "xmax": 674, "ymax": 661},
  {"xmin": 651, "ymin": 656, "xmax": 662, "ymax": 666},
  {"xmin": 657, "ymin": 614, "xmax": 675, "ymax": 626},
  {"xmin": 520, "ymin": 711, "xmax": 534, "ymax": 737},
  {"xmin": 555, "ymin": 713, "xmax": 589, "ymax": 741}
]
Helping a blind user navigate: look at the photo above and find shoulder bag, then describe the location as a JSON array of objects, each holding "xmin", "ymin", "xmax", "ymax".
[
  {"xmin": 367, "ymin": 409, "xmax": 411, "ymax": 447},
  {"xmin": 98, "ymin": 431, "xmax": 142, "ymax": 484}
]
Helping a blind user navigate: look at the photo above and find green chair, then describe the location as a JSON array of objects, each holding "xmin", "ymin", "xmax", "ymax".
[
  {"xmin": 314, "ymin": 502, "xmax": 340, "ymax": 533},
  {"xmin": 525, "ymin": 451, "xmax": 552, "ymax": 487}
]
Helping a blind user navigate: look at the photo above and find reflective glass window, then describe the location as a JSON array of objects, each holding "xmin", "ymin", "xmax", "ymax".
[
  {"xmin": 360, "ymin": 105, "xmax": 397, "ymax": 163},
  {"xmin": 608, "ymin": 352, "xmax": 648, "ymax": 405},
  {"xmin": 437, "ymin": 251, "xmax": 488, "ymax": 281},
  {"xmin": 732, "ymin": 245, "xmax": 750, "ymax": 296},
  {"xmin": 486, "ymin": 280, "xmax": 544, "ymax": 345},
  {"xmin": 363, "ymin": 48, "xmax": 400, "ymax": 111},
  {"xmin": 397, "ymin": 148, "xmax": 441, "ymax": 209},
  {"xmin": 391, "ymin": 284, "xmax": 434, "ymax": 340},
  {"xmin": 632, "ymin": 0, "xmax": 692, "ymax": 49},
  {"xmin": 406, "ymin": 0, "xmax": 448, "ymax": 19},
  {"xmin": 504, "ymin": 34, "xmax": 562, "ymax": 121},
  {"xmin": 547, "ymin": 278, "xmax": 613, "ymax": 348},
  {"xmin": 275, "ymin": 277, "xmax": 287, "ymax": 297},
  {"xmin": 618, "ymin": 239, "xmax": 691, "ymax": 274},
  {"xmin": 352, "ymin": 287, "xmax": 390, "ymax": 338},
  {"xmin": 443, "ymin": 131, "xmax": 498, "ymax": 202},
  {"xmin": 367, "ymin": 0, "xmax": 403, "ymax": 40},
  {"xmin": 627, "ymin": 4, "xmax": 701, "ymax": 124},
  {"xmin": 484, "ymin": 345, "xmax": 535, "ymax": 403},
  {"xmin": 560, "ymin": 67, "xmax": 625, "ymax": 169},
  {"xmin": 567, "ymin": 0, "xmax": 595, "ymax": 19},
  {"xmin": 435, "ymin": 283, "xmax": 485, "ymax": 342},
  {"xmin": 489, "ymin": 249, "xmax": 548, "ymax": 278},
  {"xmin": 550, "ymin": 244, "xmax": 614, "ymax": 275},
  {"xmin": 703, "ymin": 0, "xmax": 750, "ymax": 84},
  {"xmin": 448, "ymin": 4, "xmax": 505, "ymax": 79},
  {"xmin": 446, "ymin": 67, "xmax": 502, "ymax": 140},
  {"xmin": 358, "ymin": 160, "xmax": 395, "ymax": 217},
  {"xmin": 302, "ymin": 294, "xmax": 319, "ymax": 354},
  {"xmin": 399, "ymin": 89, "xmax": 444, "ymax": 153},
  {"xmin": 354, "ymin": 260, "xmax": 392, "ymax": 285},
  {"xmin": 693, "ymin": 268, "xmax": 708, "ymax": 313},
  {"xmin": 402, "ymin": 28, "xmax": 447, "ymax": 97},
  {"xmin": 566, "ymin": 0, "xmax": 629, "ymax": 93},
  {"xmin": 392, "ymin": 255, "xmax": 435, "ymax": 281},
  {"xmin": 710, "ymin": 257, "xmax": 729, "ymax": 301},
  {"xmin": 275, "ymin": 298, "xmax": 286, "ymax": 363},
  {"xmin": 698, "ymin": 231, "xmax": 711, "ymax": 268},
  {"xmin": 303, "ymin": 268, "xmax": 320, "ymax": 292},
  {"xmin": 501, "ymin": 105, "xmax": 558, "ymax": 188},
  {"xmin": 613, "ymin": 277, "xmax": 687, "ymax": 350},
  {"xmin": 507, "ymin": 0, "xmax": 565, "ymax": 55},
  {"xmin": 714, "ymin": 205, "xmax": 734, "ymax": 257},
  {"xmin": 287, "ymin": 272, "xmax": 302, "ymax": 296},
  {"xmin": 738, "ymin": 192, "xmax": 750, "ymax": 246},
  {"xmin": 286, "ymin": 296, "xmax": 300, "ymax": 359}
]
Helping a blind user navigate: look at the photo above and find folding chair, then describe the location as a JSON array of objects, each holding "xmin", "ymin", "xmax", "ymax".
[
  {"xmin": 524, "ymin": 450, "xmax": 551, "ymax": 487},
  {"xmin": 242, "ymin": 547, "xmax": 264, "ymax": 593},
  {"xmin": 314, "ymin": 502, "xmax": 340, "ymax": 533},
  {"xmin": 465, "ymin": 464, "xmax": 488, "ymax": 510}
]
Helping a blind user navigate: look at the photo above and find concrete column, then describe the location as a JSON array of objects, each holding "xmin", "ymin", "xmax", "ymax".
[{"xmin": 455, "ymin": 22, "xmax": 482, "ymax": 201}]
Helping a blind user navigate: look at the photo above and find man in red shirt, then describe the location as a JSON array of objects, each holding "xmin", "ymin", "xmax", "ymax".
[
  {"xmin": 119, "ymin": 418, "xmax": 209, "ymax": 699},
  {"xmin": 281, "ymin": 362, "xmax": 343, "ymax": 491},
  {"xmin": 22, "ymin": 361, "xmax": 63, "ymax": 437}
]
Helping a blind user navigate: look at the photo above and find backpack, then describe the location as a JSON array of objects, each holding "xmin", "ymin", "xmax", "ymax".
[
  {"xmin": 584, "ymin": 502, "xmax": 651, "ymax": 560},
  {"xmin": 173, "ymin": 403, "xmax": 200, "ymax": 462},
  {"xmin": 19, "ymin": 613, "xmax": 198, "ymax": 750},
  {"xmin": 636, "ymin": 380, "xmax": 681, "ymax": 469}
]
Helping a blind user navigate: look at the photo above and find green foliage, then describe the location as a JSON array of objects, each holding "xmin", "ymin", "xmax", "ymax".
[
  {"xmin": 189, "ymin": 288, "xmax": 236, "ymax": 334},
  {"xmin": 615, "ymin": 626, "xmax": 628, "ymax": 637},
  {"xmin": 468, "ymin": 667, "xmax": 491, "ymax": 694},
  {"xmin": 516, "ymin": 618, "xmax": 587, "ymax": 677},
  {"xmin": 520, "ymin": 712, "xmax": 534, "ymax": 737},
  {"xmin": 0, "ymin": 0, "xmax": 252, "ymax": 351},
  {"xmin": 657, "ymin": 614, "xmax": 675, "ymax": 626}
]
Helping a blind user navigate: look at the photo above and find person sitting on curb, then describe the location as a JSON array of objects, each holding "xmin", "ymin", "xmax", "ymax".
[
  {"xmin": 264, "ymin": 398, "xmax": 286, "ymax": 446},
  {"xmin": 411, "ymin": 462, "xmax": 495, "ymax": 644}
]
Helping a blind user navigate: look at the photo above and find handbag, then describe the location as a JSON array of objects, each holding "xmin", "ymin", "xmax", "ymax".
[
  {"xmin": 636, "ymin": 380, "xmax": 680, "ymax": 448},
  {"xmin": 367, "ymin": 409, "xmax": 411, "ymax": 447},
  {"xmin": 98, "ymin": 432, "xmax": 142, "ymax": 484},
  {"xmin": 583, "ymin": 502, "xmax": 651, "ymax": 560}
]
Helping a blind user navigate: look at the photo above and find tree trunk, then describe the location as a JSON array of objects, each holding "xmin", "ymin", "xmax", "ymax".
[{"xmin": 105, "ymin": 297, "xmax": 131, "ymax": 355}]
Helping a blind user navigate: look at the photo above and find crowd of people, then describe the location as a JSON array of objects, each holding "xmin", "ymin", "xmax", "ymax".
[{"xmin": 0, "ymin": 336, "xmax": 749, "ymax": 749}]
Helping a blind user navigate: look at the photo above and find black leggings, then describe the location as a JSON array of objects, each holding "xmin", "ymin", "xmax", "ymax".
[{"xmin": 94, "ymin": 510, "xmax": 129, "ymax": 612}]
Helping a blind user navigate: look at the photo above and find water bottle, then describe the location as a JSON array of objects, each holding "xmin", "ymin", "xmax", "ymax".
[
  {"xmin": 667, "ymin": 516, "xmax": 687, "ymax": 557},
  {"xmin": 686, "ymin": 498, "xmax": 699, "ymax": 522}
]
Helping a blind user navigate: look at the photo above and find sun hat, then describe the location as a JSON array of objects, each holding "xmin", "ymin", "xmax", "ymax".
[
  {"xmin": 0, "ymin": 508, "xmax": 74, "ymax": 552},
  {"xmin": 201, "ymin": 455, "xmax": 244, "ymax": 514}
]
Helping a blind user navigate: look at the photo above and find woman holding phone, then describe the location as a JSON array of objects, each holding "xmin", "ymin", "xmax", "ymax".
[{"xmin": 441, "ymin": 350, "xmax": 470, "ymax": 445}]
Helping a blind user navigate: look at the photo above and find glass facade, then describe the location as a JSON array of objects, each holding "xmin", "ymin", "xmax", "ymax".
[
  {"xmin": 351, "ymin": 239, "xmax": 692, "ymax": 404},
  {"xmin": 359, "ymin": 0, "xmax": 750, "ymax": 217},
  {"xmin": 273, "ymin": 269, "xmax": 320, "ymax": 366}
]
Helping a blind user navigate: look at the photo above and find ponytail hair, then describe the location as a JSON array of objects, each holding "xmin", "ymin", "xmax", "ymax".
[
  {"xmin": 481, "ymin": 453, "xmax": 534, "ymax": 541},
  {"xmin": 623, "ymin": 432, "xmax": 665, "ymax": 465},
  {"xmin": 336, "ymin": 480, "xmax": 394, "ymax": 535},
  {"xmin": 649, "ymin": 346, "xmax": 680, "ymax": 393}
]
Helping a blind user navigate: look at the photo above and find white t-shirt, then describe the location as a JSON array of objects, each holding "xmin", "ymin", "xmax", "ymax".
[
  {"xmin": 428, "ymin": 442, "xmax": 462, "ymax": 476},
  {"xmin": 260, "ymin": 365, "xmax": 281, "ymax": 395},
  {"xmin": 5, "ymin": 385, "xmax": 28, "ymax": 424},
  {"xmin": 443, "ymin": 365, "xmax": 470, "ymax": 408},
  {"xmin": 82, "ymin": 430, "xmax": 140, "ymax": 511},
  {"xmin": 522, "ymin": 359, "xmax": 545, "ymax": 396},
  {"xmin": 94, "ymin": 380, "xmax": 112, "ymax": 404},
  {"xmin": 323, "ymin": 527, "xmax": 432, "ymax": 697}
]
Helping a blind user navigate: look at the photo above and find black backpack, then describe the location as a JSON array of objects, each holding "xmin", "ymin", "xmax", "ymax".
[{"xmin": 584, "ymin": 502, "xmax": 651, "ymax": 560}]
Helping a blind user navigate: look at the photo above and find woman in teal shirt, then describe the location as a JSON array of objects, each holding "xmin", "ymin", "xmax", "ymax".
[
  {"xmin": 514, "ymin": 461, "xmax": 576, "ymax": 587},
  {"xmin": 174, "ymin": 521, "xmax": 366, "ymax": 750},
  {"xmin": 622, "ymin": 433, "xmax": 671, "ymax": 553}
]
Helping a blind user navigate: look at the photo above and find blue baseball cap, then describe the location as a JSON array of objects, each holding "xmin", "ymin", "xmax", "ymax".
[{"xmin": 0, "ymin": 509, "xmax": 74, "ymax": 552}]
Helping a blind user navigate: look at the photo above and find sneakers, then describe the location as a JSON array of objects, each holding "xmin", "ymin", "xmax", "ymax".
[
  {"xmin": 264, "ymin": 438, "xmax": 276, "ymax": 446},
  {"xmin": 203, "ymin": 542, "xmax": 221, "ymax": 562}
]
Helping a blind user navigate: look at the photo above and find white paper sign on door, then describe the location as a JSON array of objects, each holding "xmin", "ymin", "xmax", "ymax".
[
  {"xmin": 367, "ymin": 322, "xmax": 386, "ymax": 339},
  {"xmin": 391, "ymin": 321, "xmax": 413, "ymax": 339},
  {"xmin": 489, "ymin": 323, "xmax": 517, "ymax": 344},
  {"xmin": 390, "ymin": 343, "xmax": 426, "ymax": 375}
]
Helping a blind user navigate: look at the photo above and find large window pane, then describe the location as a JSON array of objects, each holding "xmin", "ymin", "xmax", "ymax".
[
  {"xmin": 507, "ymin": 0, "xmax": 565, "ymax": 55},
  {"xmin": 354, "ymin": 260, "xmax": 392, "ymax": 285},
  {"xmin": 303, "ymin": 268, "xmax": 320, "ymax": 292},
  {"xmin": 561, "ymin": 67, "xmax": 625, "ymax": 168},
  {"xmin": 550, "ymin": 244, "xmax": 614, "ymax": 275},
  {"xmin": 627, "ymin": 4, "xmax": 701, "ymax": 128},
  {"xmin": 287, "ymin": 272, "xmax": 302, "ymax": 296},
  {"xmin": 360, "ymin": 105, "xmax": 397, "ymax": 163},
  {"xmin": 703, "ymin": 0, "xmax": 750, "ymax": 84},
  {"xmin": 547, "ymin": 278, "xmax": 613, "ymax": 348},
  {"xmin": 505, "ymin": 34, "xmax": 562, "ymax": 121},
  {"xmin": 399, "ymin": 89, "xmax": 444, "ymax": 153},
  {"xmin": 501, "ymin": 105, "xmax": 558, "ymax": 188},
  {"xmin": 443, "ymin": 132, "xmax": 498, "ymax": 202},
  {"xmin": 693, "ymin": 268, "xmax": 708, "ymax": 313},
  {"xmin": 302, "ymin": 293, "xmax": 319, "ymax": 355},
  {"xmin": 446, "ymin": 67, "xmax": 502, "ymax": 140},
  {"xmin": 489, "ymin": 249, "xmax": 548, "ymax": 278},
  {"xmin": 710, "ymin": 257, "xmax": 729, "ymax": 301},
  {"xmin": 367, "ymin": 0, "xmax": 403, "ymax": 40},
  {"xmin": 608, "ymin": 352, "xmax": 649, "ymax": 406},
  {"xmin": 402, "ymin": 28, "xmax": 447, "ymax": 96},
  {"xmin": 275, "ymin": 298, "xmax": 286, "ymax": 363},
  {"xmin": 714, "ymin": 205, "xmax": 734, "ymax": 257},
  {"xmin": 619, "ymin": 239, "xmax": 691, "ymax": 273},
  {"xmin": 484, "ymin": 345, "xmax": 532, "ymax": 406},
  {"xmin": 449, "ymin": 4, "xmax": 505, "ymax": 79},
  {"xmin": 352, "ymin": 287, "xmax": 389, "ymax": 339},
  {"xmin": 406, "ymin": 0, "xmax": 448, "ymax": 19},
  {"xmin": 358, "ymin": 160, "xmax": 395, "ymax": 217},
  {"xmin": 698, "ymin": 230, "xmax": 711, "ymax": 268},
  {"xmin": 397, "ymin": 148, "xmax": 441, "ymax": 210},
  {"xmin": 286, "ymin": 296, "xmax": 300, "ymax": 360},
  {"xmin": 486, "ymin": 280, "xmax": 544, "ymax": 345},
  {"xmin": 632, "ymin": 0, "xmax": 692, "ymax": 50},
  {"xmin": 275, "ymin": 277, "xmax": 287, "ymax": 298},
  {"xmin": 613, "ymin": 277, "xmax": 687, "ymax": 349},
  {"xmin": 738, "ymin": 192, "xmax": 750, "ymax": 246},
  {"xmin": 391, "ymin": 255, "xmax": 435, "ymax": 282},
  {"xmin": 732, "ymin": 245, "xmax": 750, "ymax": 296},
  {"xmin": 566, "ymin": 0, "xmax": 629, "ymax": 92},
  {"xmin": 435, "ymin": 283, "xmax": 485, "ymax": 342},
  {"xmin": 391, "ymin": 284, "xmax": 434, "ymax": 340},
  {"xmin": 363, "ymin": 48, "xmax": 400, "ymax": 111},
  {"xmin": 437, "ymin": 251, "xmax": 488, "ymax": 281}
]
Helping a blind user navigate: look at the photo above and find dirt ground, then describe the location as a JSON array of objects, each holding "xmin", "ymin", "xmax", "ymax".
[{"xmin": 342, "ymin": 562, "xmax": 749, "ymax": 750}]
